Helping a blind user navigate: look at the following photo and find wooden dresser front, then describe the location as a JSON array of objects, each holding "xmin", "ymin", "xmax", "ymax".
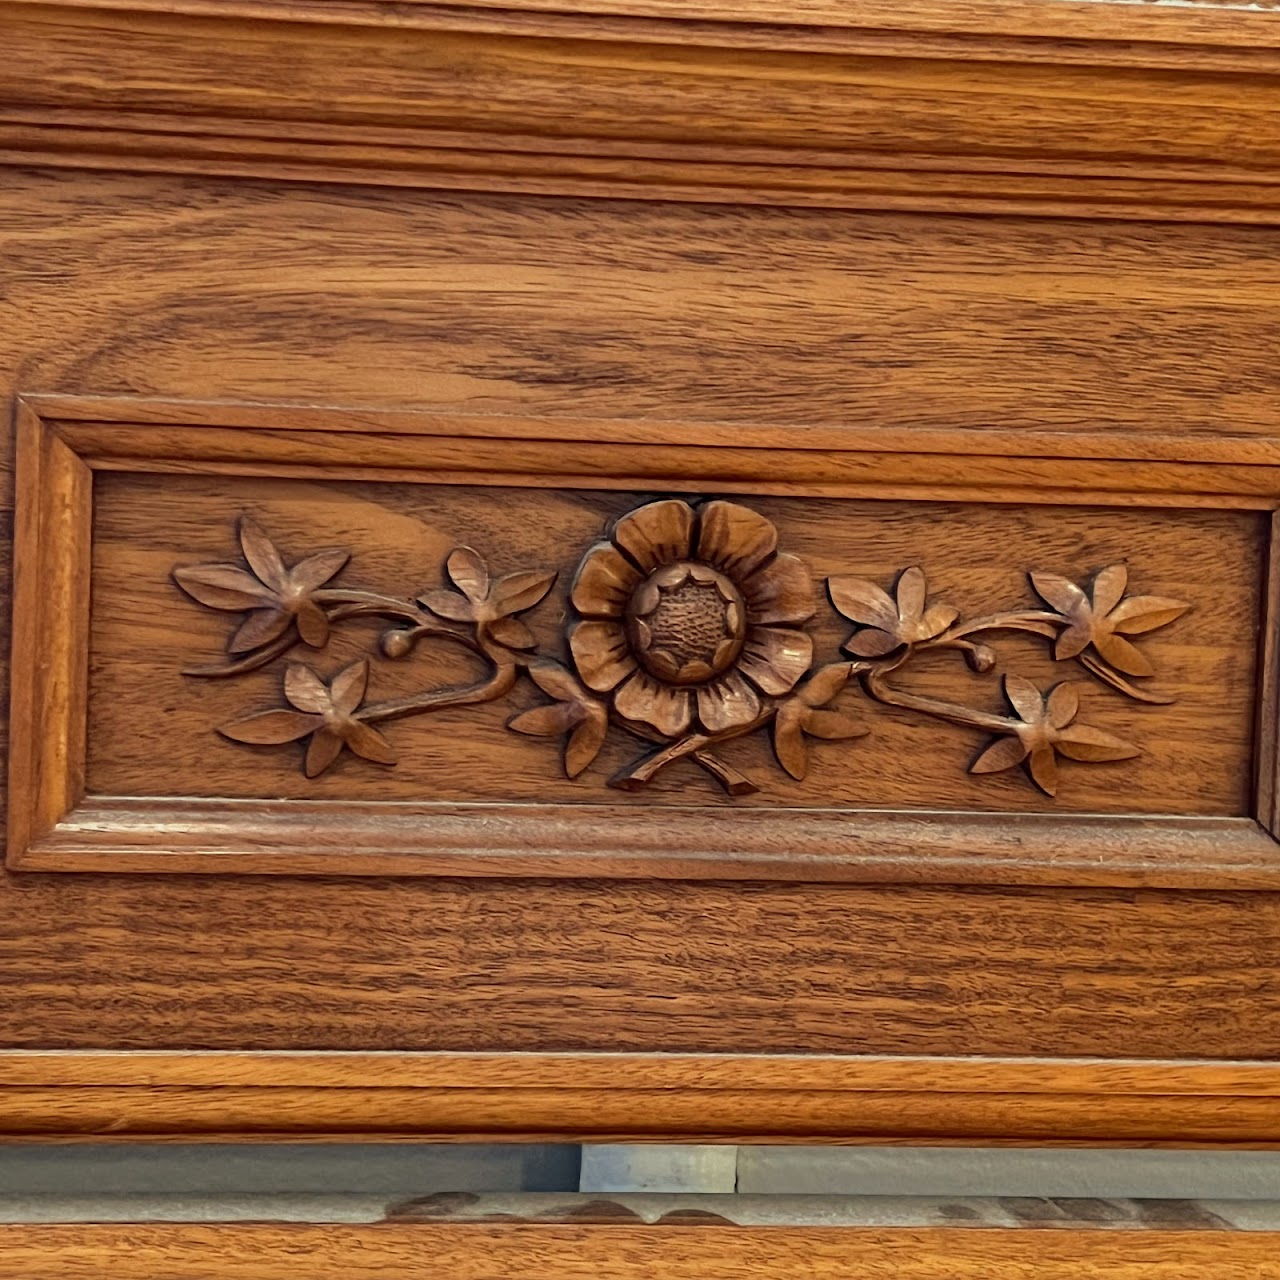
[{"xmin": 3, "ymin": 0, "xmax": 1280, "ymax": 1147}]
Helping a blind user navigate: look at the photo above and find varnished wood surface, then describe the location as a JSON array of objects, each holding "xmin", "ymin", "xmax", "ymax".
[
  {"xmin": 9, "ymin": 1, "xmax": 1280, "ymax": 219},
  {"xmin": 1, "ymin": 1222, "xmax": 1279, "ymax": 1280}
]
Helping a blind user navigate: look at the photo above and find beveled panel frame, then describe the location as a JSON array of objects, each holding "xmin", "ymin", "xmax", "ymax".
[{"xmin": 9, "ymin": 392, "xmax": 1280, "ymax": 885}]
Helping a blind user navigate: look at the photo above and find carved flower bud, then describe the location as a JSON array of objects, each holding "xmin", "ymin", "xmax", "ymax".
[
  {"xmin": 965, "ymin": 643, "xmax": 997, "ymax": 674},
  {"xmin": 380, "ymin": 628, "xmax": 414, "ymax": 660}
]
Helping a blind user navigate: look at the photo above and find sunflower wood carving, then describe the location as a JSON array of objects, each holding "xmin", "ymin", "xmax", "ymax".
[{"xmin": 173, "ymin": 500, "xmax": 1189, "ymax": 798}]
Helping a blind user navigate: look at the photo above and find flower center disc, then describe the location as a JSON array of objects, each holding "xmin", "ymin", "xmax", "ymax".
[{"xmin": 626, "ymin": 561, "xmax": 746, "ymax": 686}]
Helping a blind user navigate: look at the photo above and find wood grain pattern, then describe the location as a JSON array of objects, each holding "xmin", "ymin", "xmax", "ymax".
[
  {"xmin": 9, "ymin": 0, "xmax": 1280, "ymax": 220},
  {"xmin": 1, "ymin": 1222, "xmax": 1278, "ymax": 1280}
]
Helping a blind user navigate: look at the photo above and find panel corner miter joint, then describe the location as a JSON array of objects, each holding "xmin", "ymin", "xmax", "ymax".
[{"xmin": 173, "ymin": 498, "xmax": 1189, "ymax": 799}]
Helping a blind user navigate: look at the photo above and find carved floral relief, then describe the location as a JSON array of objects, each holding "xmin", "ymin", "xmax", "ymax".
[{"xmin": 173, "ymin": 498, "xmax": 1189, "ymax": 798}]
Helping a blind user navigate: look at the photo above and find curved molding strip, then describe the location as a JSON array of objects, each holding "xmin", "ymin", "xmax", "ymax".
[{"xmin": 4, "ymin": 0, "xmax": 1280, "ymax": 220}]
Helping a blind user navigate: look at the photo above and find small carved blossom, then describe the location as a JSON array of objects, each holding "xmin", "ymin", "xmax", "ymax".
[
  {"xmin": 829, "ymin": 566, "xmax": 959, "ymax": 657},
  {"xmin": 219, "ymin": 659, "xmax": 396, "ymax": 778},
  {"xmin": 419, "ymin": 547, "xmax": 556, "ymax": 651},
  {"xmin": 970, "ymin": 675, "xmax": 1138, "ymax": 797},
  {"xmin": 173, "ymin": 517, "xmax": 348, "ymax": 652},
  {"xmin": 1031, "ymin": 564, "xmax": 1189, "ymax": 678},
  {"xmin": 772, "ymin": 663, "xmax": 867, "ymax": 781},
  {"xmin": 507, "ymin": 662, "xmax": 609, "ymax": 778}
]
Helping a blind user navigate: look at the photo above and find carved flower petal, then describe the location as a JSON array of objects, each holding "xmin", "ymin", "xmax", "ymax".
[
  {"xmin": 490, "ymin": 569, "xmax": 557, "ymax": 616},
  {"xmin": 508, "ymin": 703, "xmax": 579, "ymax": 737},
  {"xmin": 802, "ymin": 709, "xmax": 867, "ymax": 740},
  {"xmin": 1054, "ymin": 724, "xmax": 1141, "ymax": 762},
  {"xmin": 1031, "ymin": 571, "xmax": 1089, "ymax": 618},
  {"xmin": 238, "ymin": 517, "xmax": 288, "ymax": 592},
  {"xmin": 614, "ymin": 670, "xmax": 692, "ymax": 737},
  {"xmin": 827, "ymin": 577, "xmax": 898, "ymax": 630},
  {"xmin": 970, "ymin": 735, "xmax": 1029, "ymax": 775},
  {"xmin": 741, "ymin": 553, "xmax": 815, "ymax": 626},
  {"xmin": 739, "ymin": 626, "xmax": 813, "ymax": 696},
  {"xmin": 486, "ymin": 616, "xmax": 537, "ymax": 651},
  {"xmin": 1107, "ymin": 596, "xmax": 1190, "ymax": 636},
  {"xmin": 1027, "ymin": 746, "xmax": 1060, "ymax": 796},
  {"xmin": 843, "ymin": 627, "xmax": 901, "ymax": 658},
  {"xmin": 528, "ymin": 661, "xmax": 589, "ymax": 703},
  {"xmin": 1093, "ymin": 631, "xmax": 1155, "ymax": 678},
  {"xmin": 418, "ymin": 589, "xmax": 476, "ymax": 622},
  {"xmin": 696, "ymin": 500, "xmax": 778, "ymax": 579},
  {"xmin": 569, "ymin": 620, "xmax": 637, "ymax": 693},
  {"xmin": 773, "ymin": 708, "xmax": 809, "ymax": 781},
  {"xmin": 173, "ymin": 563, "xmax": 278, "ymax": 611},
  {"xmin": 446, "ymin": 547, "xmax": 491, "ymax": 603},
  {"xmin": 228, "ymin": 607, "xmax": 292, "ymax": 655},
  {"xmin": 1091, "ymin": 564, "xmax": 1128, "ymax": 616},
  {"xmin": 220, "ymin": 709, "xmax": 322, "ymax": 745},
  {"xmin": 1003, "ymin": 673, "xmax": 1045, "ymax": 724},
  {"xmin": 611, "ymin": 499, "xmax": 695, "ymax": 571},
  {"xmin": 565, "ymin": 712, "xmax": 608, "ymax": 779},
  {"xmin": 571, "ymin": 541, "xmax": 641, "ymax": 619},
  {"xmin": 1054, "ymin": 620, "xmax": 1092, "ymax": 661},
  {"xmin": 697, "ymin": 670, "xmax": 761, "ymax": 733},
  {"xmin": 896, "ymin": 566, "xmax": 927, "ymax": 624},
  {"xmin": 329, "ymin": 659, "xmax": 370, "ymax": 716},
  {"xmin": 290, "ymin": 548, "xmax": 350, "ymax": 594},
  {"xmin": 304, "ymin": 727, "xmax": 344, "ymax": 777},
  {"xmin": 284, "ymin": 663, "xmax": 330, "ymax": 713},
  {"xmin": 1045, "ymin": 682, "xmax": 1079, "ymax": 729},
  {"xmin": 342, "ymin": 721, "xmax": 397, "ymax": 766},
  {"xmin": 920, "ymin": 603, "xmax": 960, "ymax": 640},
  {"xmin": 294, "ymin": 599, "xmax": 330, "ymax": 647}
]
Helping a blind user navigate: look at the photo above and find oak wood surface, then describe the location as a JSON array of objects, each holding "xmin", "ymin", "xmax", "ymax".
[{"xmin": 2, "ymin": 1222, "xmax": 1279, "ymax": 1280}]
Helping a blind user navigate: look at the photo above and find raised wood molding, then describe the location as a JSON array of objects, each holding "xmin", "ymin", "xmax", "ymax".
[
  {"xmin": 4, "ymin": 1222, "xmax": 1280, "ymax": 1280},
  {"xmin": 4, "ymin": 1050, "xmax": 1280, "ymax": 1144},
  {"xmin": 7, "ymin": 0, "xmax": 1280, "ymax": 220}
]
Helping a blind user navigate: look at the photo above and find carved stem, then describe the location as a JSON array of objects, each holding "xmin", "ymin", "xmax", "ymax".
[
  {"xmin": 611, "ymin": 714, "xmax": 772, "ymax": 791},
  {"xmin": 861, "ymin": 666, "xmax": 1018, "ymax": 736},
  {"xmin": 927, "ymin": 610, "xmax": 1062, "ymax": 646},
  {"xmin": 181, "ymin": 631, "xmax": 300, "ymax": 678},
  {"xmin": 359, "ymin": 661, "xmax": 518, "ymax": 725}
]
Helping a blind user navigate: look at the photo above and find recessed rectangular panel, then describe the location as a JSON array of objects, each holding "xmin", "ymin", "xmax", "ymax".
[{"xmin": 7, "ymin": 399, "xmax": 1274, "ymax": 881}]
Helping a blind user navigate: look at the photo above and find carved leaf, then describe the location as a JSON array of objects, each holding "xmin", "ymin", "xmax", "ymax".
[
  {"xmin": 803, "ymin": 709, "xmax": 867, "ymax": 741},
  {"xmin": 1031, "ymin": 572, "xmax": 1088, "ymax": 617},
  {"xmin": 446, "ymin": 547, "xmax": 491, "ymax": 603},
  {"xmin": 828, "ymin": 577, "xmax": 897, "ymax": 629},
  {"xmin": 508, "ymin": 703, "xmax": 580, "ymax": 737},
  {"xmin": 773, "ymin": 712, "xmax": 810, "ymax": 780},
  {"xmin": 920, "ymin": 602, "xmax": 960, "ymax": 639},
  {"xmin": 1093, "ymin": 630, "xmax": 1155, "ymax": 678},
  {"xmin": 220, "ymin": 709, "xmax": 321, "ymax": 744},
  {"xmin": 173, "ymin": 563, "xmax": 276, "ymax": 611},
  {"xmin": 1045, "ymin": 682, "xmax": 1079, "ymax": 729},
  {"xmin": 490, "ymin": 569, "xmax": 557, "ymax": 616},
  {"xmin": 565, "ymin": 711, "xmax": 608, "ymax": 779},
  {"xmin": 1091, "ymin": 563, "xmax": 1128, "ymax": 615},
  {"xmin": 290, "ymin": 548, "xmax": 350, "ymax": 593},
  {"xmin": 418, "ymin": 589, "xmax": 476, "ymax": 622},
  {"xmin": 797, "ymin": 663, "xmax": 851, "ymax": 708},
  {"xmin": 1027, "ymin": 746, "xmax": 1059, "ymax": 796},
  {"xmin": 486, "ymin": 616, "xmax": 538, "ymax": 651},
  {"xmin": 343, "ymin": 721, "xmax": 397, "ymax": 766},
  {"xmin": 1054, "ymin": 725, "xmax": 1141, "ymax": 762},
  {"xmin": 329, "ymin": 659, "xmax": 370, "ymax": 716},
  {"xmin": 896, "ymin": 566, "xmax": 927, "ymax": 622},
  {"xmin": 1003, "ymin": 674, "xmax": 1044, "ymax": 723},
  {"xmin": 304, "ymin": 727, "xmax": 344, "ymax": 777},
  {"xmin": 970, "ymin": 736, "xmax": 1029, "ymax": 775},
  {"xmin": 238, "ymin": 517, "xmax": 288, "ymax": 592},
  {"xmin": 284, "ymin": 663, "xmax": 330, "ymax": 713},
  {"xmin": 844, "ymin": 627, "xmax": 901, "ymax": 658},
  {"xmin": 1078, "ymin": 653, "xmax": 1175, "ymax": 705},
  {"xmin": 1107, "ymin": 596, "xmax": 1190, "ymax": 635},
  {"xmin": 229, "ymin": 608, "xmax": 291, "ymax": 655},
  {"xmin": 527, "ymin": 662, "xmax": 589, "ymax": 704},
  {"xmin": 294, "ymin": 599, "xmax": 330, "ymax": 647}
]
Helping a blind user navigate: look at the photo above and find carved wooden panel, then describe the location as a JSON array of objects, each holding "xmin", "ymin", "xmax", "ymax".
[{"xmin": 9, "ymin": 394, "xmax": 1276, "ymax": 882}]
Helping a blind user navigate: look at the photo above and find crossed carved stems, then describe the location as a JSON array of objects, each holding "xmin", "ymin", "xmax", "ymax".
[{"xmin": 173, "ymin": 500, "xmax": 1189, "ymax": 798}]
